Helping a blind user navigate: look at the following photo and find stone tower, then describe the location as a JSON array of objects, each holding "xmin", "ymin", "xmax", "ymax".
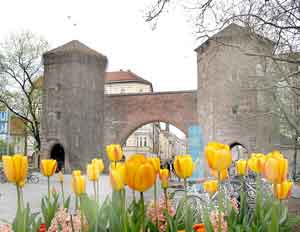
[
  {"xmin": 41, "ymin": 40, "xmax": 107, "ymax": 172},
  {"xmin": 196, "ymin": 24, "xmax": 278, "ymax": 153}
]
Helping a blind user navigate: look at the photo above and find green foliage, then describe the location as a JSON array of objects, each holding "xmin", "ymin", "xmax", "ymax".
[
  {"xmin": 164, "ymin": 197, "xmax": 197, "ymax": 232},
  {"xmin": 63, "ymin": 195, "xmax": 71, "ymax": 211},
  {"xmin": 203, "ymin": 185, "xmax": 290, "ymax": 232},
  {"xmin": 12, "ymin": 203, "xmax": 41, "ymax": 232},
  {"xmin": 41, "ymin": 192, "xmax": 59, "ymax": 229}
]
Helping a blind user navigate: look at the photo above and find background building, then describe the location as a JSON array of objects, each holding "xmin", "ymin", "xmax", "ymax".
[
  {"xmin": 104, "ymin": 70, "xmax": 160, "ymax": 157},
  {"xmin": 159, "ymin": 123, "xmax": 187, "ymax": 162}
]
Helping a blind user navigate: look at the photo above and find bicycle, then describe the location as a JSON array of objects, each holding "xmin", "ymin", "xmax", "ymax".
[
  {"xmin": 26, "ymin": 169, "xmax": 39, "ymax": 184},
  {"xmin": 0, "ymin": 169, "xmax": 7, "ymax": 184}
]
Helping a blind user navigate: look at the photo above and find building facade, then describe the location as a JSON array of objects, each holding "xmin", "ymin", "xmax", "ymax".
[{"xmin": 104, "ymin": 70, "xmax": 159, "ymax": 157}]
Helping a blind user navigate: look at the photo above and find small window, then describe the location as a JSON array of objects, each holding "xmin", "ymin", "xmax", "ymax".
[
  {"xmin": 55, "ymin": 83, "xmax": 61, "ymax": 91},
  {"xmin": 144, "ymin": 137, "xmax": 147, "ymax": 147},
  {"xmin": 139, "ymin": 89, "xmax": 143, "ymax": 93},
  {"xmin": 120, "ymin": 88, "xmax": 125, "ymax": 94},
  {"xmin": 56, "ymin": 112, "xmax": 61, "ymax": 120},
  {"xmin": 256, "ymin": 64, "xmax": 264, "ymax": 76},
  {"xmin": 139, "ymin": 137, "xmax": 143, "ymax": 147}
]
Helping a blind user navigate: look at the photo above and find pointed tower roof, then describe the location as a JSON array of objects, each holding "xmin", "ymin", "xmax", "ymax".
[
  {"xmin": 195, "ymin": 23, "xmax": 274, "ymax": 53},
  {"xmin": 44, "ymin": 40, "xmax": 106, "ymax": 59}
]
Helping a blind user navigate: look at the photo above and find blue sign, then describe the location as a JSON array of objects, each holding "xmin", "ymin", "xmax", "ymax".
[
  {"xmin": 188, "ymin": 125, "xmax": 204, "ymax": 181},
  {"xmin": 0, "ymin": 112, "xmax": 9, "ymax": 135},
  {"xmin": 0, "ymin": 112, "xmax": 8, "ymax": 122}
]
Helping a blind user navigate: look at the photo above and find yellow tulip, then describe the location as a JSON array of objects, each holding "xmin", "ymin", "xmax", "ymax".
[
  {"xmin": 87, "ymin": 163, "xmax": 100, "ymax": 181},
  {"xmin": 106, "ymin": 144, "xmax": 123, "ymax": 162},
  {"xmin": 247, "ymin": 153, "xmax": 266, "ymax": 173},
  {"xmin": 266, "ymin": 150, "xmax": 284, "ymax": 160},
  {"xmin": 264, "ymin": 157, "xmax": 288, "ymax": 184},
  {"xmin": 19, "ymin": 180, "xmax": 25, "ymax": 189},
  {"xmin": 114, "ymin": 162, "xmax": 127, "ymax": 184},
  {"xmin": 203, "ymin": 180, "xmax": 218, "ymax": 193},
  {"xmin": 204, "ymin": 142, "xmax": 232, "ymax": 171},
  {"xmin": 72, "ymin": 175, "xmax": 86, "ymax": 196},
  {"xmin": 72, "ymin": 170, "xmax": 81, "ymax": 176},
  {"xmin": 2, "ymin": 154, "xmax": 28, "ymax": 186},
  {"xmin": 174, "ymin": 155, "xmax": 194, "ymax": 179},
  {"xmin": 236, "ymin": 159, "xmax": 247, "ymax": 176},
  {"xmin": 125, "ymin": 154, "xmax": 156, "ymax": 192},
  {"xmin": 148, "ymin": 157, "xmax": 160, "ymax": 174},
  {"xmin": 275, "ymin": 180, "xmax": 293, "ymax": 200},
  {"xmin": 159, "ymin": 168, "xmax": 169, "ymax": 189},
  {"xmin": 92, "ymin": 158, "xmax": 105, "ymax": 174},
  {"xmin": 40, "ymin": 159, "xmax": 57, "ymax": 177},
  {"xmin": 210, "ymin": 168, "xmax": 229, "ymax": 181},
  {"xmin": 110, "ymin": 168, "xmax": 124, "ymax": 191},
  {"xmin": 58, "ymin": 171, "xmax": 64, "ymax": 183}
]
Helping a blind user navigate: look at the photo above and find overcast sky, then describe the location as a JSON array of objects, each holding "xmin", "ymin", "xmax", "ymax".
[{"xmin": 0, "ymin": 0, "xmax": 198, "ymax": 92}]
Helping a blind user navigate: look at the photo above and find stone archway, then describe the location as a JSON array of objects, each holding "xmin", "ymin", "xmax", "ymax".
[
  {"xmin": 50, "ymin": 144, "xmax": 65, "ymax": 171},
  {"xmin": 229, "ymin": 142, "xmax": 248, "ymax": 160},
  {"xmin": 104, "ymin": 91, "xmax": 198, "ymax": 146}
]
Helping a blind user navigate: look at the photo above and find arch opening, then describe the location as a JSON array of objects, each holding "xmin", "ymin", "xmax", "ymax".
[
  {"xmin": 50, "ymin": 143, "xmax": 65, "ymax": 171},
  {"xmin": 122, "ymin": 121, "xmax": 187, "ymax": 163},
  {"xmin": 229, "ymin": 142, "xmax": 248, "ymax": 161}
]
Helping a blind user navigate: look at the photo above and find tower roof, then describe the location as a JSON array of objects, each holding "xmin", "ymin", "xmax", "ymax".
[
  {"xmin": 195, "ymin": 23, "xmax": 274, "ymax": 53},
  {"xmin": 44, "ymin": 40, "xmax": 106, "ymax": 59}
]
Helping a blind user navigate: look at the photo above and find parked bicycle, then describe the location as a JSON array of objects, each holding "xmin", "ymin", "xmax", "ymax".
[
  {"xmin": 26, "ymin": 168, "xmax": 40, "ymax": 184},
  {"xmin": 0, "ymin": 169, "xmax": 7, "ymax": 183}
]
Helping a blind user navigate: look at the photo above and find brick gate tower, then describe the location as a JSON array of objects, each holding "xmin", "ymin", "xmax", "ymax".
[{"xmin": 41, "ymin": 40, "xmax": 107, "ymax": 172}]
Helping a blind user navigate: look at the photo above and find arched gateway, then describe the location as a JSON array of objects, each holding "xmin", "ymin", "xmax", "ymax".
[
  {"xmin": 103, "ymin": 91, "xmax": 198, "ymax": 146},
  {"xmin": 41, "ymin": 30, "xmax": 278, "ymax": 172},
  {"xmin": 40, "ymin": 41, "xmax": 198, "ymax": 172}
]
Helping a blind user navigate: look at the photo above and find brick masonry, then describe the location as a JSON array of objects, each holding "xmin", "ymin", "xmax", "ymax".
[{"xmin": 41, "ymin": 24, "xmax": 282, "ymax": 172}]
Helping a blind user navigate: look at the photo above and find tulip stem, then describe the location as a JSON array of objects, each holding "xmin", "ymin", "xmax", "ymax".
[
  {"xmin": 183, "ymin": 178, "xmax": 187, "ymax": 201},
  {"xmin": 164, "ymin": 188, "xmax": 168, "ymax": 210},
  {"xmin": 16, "ymin": 185, "xmax": 21, "ymax": 210},
  {"xmin": 80, "ymin": 196, "xmax": 84, "ymax": 232},
  {"xmin": 140, "ymin": 192, "xmax": 145, "ymax": 232},
  {"xmin": 47, "ymin": 176, "xmax": 50, "ymax": 199},
  {"xmin": 97, "ymin": 180, "xmax": 100, "ymax": 204},
  {"xmin": 120, "ymin": 190, "xmax": 127, "ymax": 232},
  {"xmin": 217, "ymin": 171, "xmax": 222, "ymax": 232},
  {"xmin": 75, "ymin": 196, "xmax": 79, "ymax": 211},
  {"xmin": 132, "ymin": 189, "xmax": 136, "ymax": 203},
  {"xmin": 61, "ymin": 182, "xmax": 65, "ymax": 206},
  {"xmin": 93, "ymin": 181, "xmax": 97, "ymax": 202},
  {"xmin": 273, "ymin": 183, "xmax": 277, "ymax": 200},
  {"xmin": 154, "ymin": 181, "xmax": 158, "ymax": 228}
]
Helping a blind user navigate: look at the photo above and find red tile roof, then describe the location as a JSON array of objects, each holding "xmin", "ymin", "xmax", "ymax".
[
  {"xmin": 105, "ymin": 70, "xmax": 152, "ymax": 86},
  {"xmin": 34, "ymin": 70, "xmax": 153, "ymax": 90}
]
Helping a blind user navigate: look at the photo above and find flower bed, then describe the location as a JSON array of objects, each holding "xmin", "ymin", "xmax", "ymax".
[{"xmin": 1, "ymin": 142, "xmax": 300, "ymax": 232}]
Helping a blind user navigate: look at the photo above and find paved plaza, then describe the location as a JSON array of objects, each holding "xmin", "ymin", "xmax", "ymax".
[
  {"xmin": 0, "ymin": 172, "xmax": 160, "ymax": 222},
  {"xmin": 0, "ymin": 172, "xmax": 299, "ymax": 223}
]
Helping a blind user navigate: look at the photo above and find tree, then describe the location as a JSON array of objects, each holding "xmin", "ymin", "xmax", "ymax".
[
  {"xmin": 145, "ymin": 0, "xmax": 300, "ymax": 177},
  {"xmin": 0, "ymin": 31, "xmax": 49, "ymax": 151}
]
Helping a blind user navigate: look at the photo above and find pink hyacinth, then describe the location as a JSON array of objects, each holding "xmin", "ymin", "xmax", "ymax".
[
  {"xmin": 147, "ymin": 197, "xmax": 175, "ymax": 232},
  {"xmin": 47, "ymin": 208, "xmax": 87, "ymax": 232},
  {"xmin": 0, "ymin": 224, "xmax": 12, "ymax": 232},
  {"xmin": 209, "ymin": 210, "xmax": 228, "ymax": 232},
  {"xmin": 230, "ymin": 197, "xmax": 239, "ymax": 213}
]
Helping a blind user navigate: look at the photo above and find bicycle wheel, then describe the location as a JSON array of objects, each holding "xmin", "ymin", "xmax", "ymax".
[{"xmin": 29, "ymin": 174, "xmax": 39, "ymax": 184}]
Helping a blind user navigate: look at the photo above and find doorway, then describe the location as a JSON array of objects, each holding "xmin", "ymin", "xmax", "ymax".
[{"xmin": 50, "ymin": 143, "xmax": 65, "ymax": 171}]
